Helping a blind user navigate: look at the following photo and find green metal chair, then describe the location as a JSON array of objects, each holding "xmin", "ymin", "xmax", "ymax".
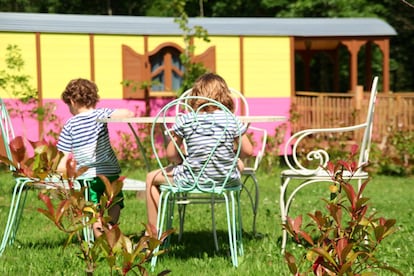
[
  {"xmin": 0, "ymin": 99, "xmax": 94, "ymax": 256},
  {"xmin": 150, "ymin": 96, "xmax": 245, "ymax": 267},
  {"xmin": 0, "ymin": 98, "xmax": 35, "ymax": 255},
  {"xmin": 175, "ymin": 88, "xmax": 263, "ymax": 236}
]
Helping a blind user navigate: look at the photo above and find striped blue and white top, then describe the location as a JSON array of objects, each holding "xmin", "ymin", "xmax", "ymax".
[
  {"xmin": 57, "ymin": 108, "xmax": 120, "ymax": 178},
  {"xmin": 172, "ymin": 110, "xmax": 246, "ymax": 188}
]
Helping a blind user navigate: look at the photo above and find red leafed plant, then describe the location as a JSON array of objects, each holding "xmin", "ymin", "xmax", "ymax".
[
  {"xmin": 283, "ymin": 146, "xmax": 402, "ymax": 276},
  {"xmin": 1, "ymin": 136, "xmax": 174, "ymax": 275}
]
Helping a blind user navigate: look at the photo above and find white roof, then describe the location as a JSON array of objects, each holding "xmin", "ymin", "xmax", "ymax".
[{"xmin": 0, "ymin": 12, "xmax": 397, "ymax": 37}]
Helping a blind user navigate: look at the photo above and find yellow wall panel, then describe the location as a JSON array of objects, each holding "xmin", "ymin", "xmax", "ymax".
[
  {"xmin": 205, "ymin": 37, "xmax": 241, "ymax": 90},
  {"xmin": 243, "ymin": 37, "xmax": 291, "ymax": 97},
  {"xmin": 0, "ymin": 33, "xmax": 38, "ymax": 99},
  {"xmin": 41, "ymin": 34, "xmax": 90, "ymax": 99},
  {"xmin": 94, "ymin": 35, "xmax": 144, "ymax": 98}
]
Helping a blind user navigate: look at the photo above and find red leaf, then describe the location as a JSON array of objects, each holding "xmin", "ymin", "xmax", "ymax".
[
  {"xmin": 288, "ymin": 215, "xmax": 303, "ymax": 233},
  {"xmin": 284, "ymin": 252, "xmax": 298, "ymax": 274},
  {"xmin": 104, "ymin": 224, "xmax": 122, "ymax": 249},
  {"xmin": 38, "ymin": 192, "xmax": 55, "ymax": 218},
  {"xmin": 55, "ymin": 199, "xmax": 71, "ymax": 224},
  {"xmin": 341, "ymin": 183, "xmax": 357, "ymax": 210},
  {"xmin": 9, "ymin": 136, "xmax": 26, "ymax": 163},
  {"xmin": 298, "ymin": 230, "xmax": 314, "ymax": 245},
  {"xmin": 326, "ymin": 203, "xmax": 342, "ymax": 226},
  {"xmin": 66, "ymin": 157, "xmax": 77, "ymax": 179},
  {"xmin": 350, "ymin": 144, "xmax": 359, "ymax": 156},
  {"xmin": 326, "ymin": 161, "xmax": 335, "ymax": 174},
  {"xmin": 335, "ymin": 238, "xmax": 349, "ymax": 264}
]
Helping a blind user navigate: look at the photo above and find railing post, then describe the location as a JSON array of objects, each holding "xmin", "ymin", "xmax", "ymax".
[
  {"xmin": 355, "ymin": 85, "xmax": 364, "ymax": 123},
  {"xmin": 355, "ymin": 85, "xmax": 363, "ymax": 111},
  {"xmin": 355, "ymin": 85, "xmax": 364, "ymax": 141}
]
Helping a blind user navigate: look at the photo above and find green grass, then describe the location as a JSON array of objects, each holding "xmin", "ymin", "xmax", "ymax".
[{"xmin": 0, "ymin": 168, "xmax": 413, "ymax": 275}]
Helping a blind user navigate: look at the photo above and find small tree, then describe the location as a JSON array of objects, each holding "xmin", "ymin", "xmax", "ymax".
[
  {"xmin": 1, "ymin": 136, "xmax": 173, "ymax": 275},
  {"xmin": 173, "ymin": 0, "xmax": 210, "ymax": 95},
  {"xmin": 0, "ymin": 44, "xmax": 60, "ymax": 141},
  {"xmin": 283, "ymin": 146, "xmax": 402, "ymax": 275}
]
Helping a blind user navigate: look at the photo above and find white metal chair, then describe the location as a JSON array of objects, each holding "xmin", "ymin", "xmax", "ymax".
[
  {"xmin": 279, "ymin": 76, "xmax": 379, "ymax": 253},
  {"xmin": 0, "ymin": 99, "xmax": 94, "ymax": 255},
  {"xmin": 150, "ymin": 95, "xmax": 245, "ymax": 267}
]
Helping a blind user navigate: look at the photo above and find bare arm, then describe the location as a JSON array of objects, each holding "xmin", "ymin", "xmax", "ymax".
[
  {"xmin": 166, "ymin": 132, "xmax": 183, "ymax": 164},
  {"xmin": 57, "ymin": 151, "xmax": 70, "ymax": 174},
  {"xmin": 237, "ymin": 134, "xmax": 253, "ymax": 159},
  {"xmin": 110, "ymin": 109, "xmax": 134, "ymax": 118}
]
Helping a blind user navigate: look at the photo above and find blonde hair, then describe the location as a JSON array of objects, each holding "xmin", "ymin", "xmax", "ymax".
[{"xmin": 189, "ymin": 73, "xmax": 234, "ymax": 112}]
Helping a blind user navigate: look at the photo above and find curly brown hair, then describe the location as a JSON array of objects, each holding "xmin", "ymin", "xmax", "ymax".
[
  {"xmin": 188, "ymin": 73, "xmax": 234, "ymax": 112},
  {"xmin": 61, "ymin": 78, "xmax": 100, "ymax": 108}
]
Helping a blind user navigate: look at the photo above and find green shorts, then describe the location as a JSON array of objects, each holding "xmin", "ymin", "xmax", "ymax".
[{"xmin": 84, "ymin": 175, "xmax": 124, "ymax": 209}]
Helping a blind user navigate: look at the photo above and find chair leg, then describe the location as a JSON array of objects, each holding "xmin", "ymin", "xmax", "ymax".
[
  {"xmin": 10, "ymin": 184, "xmax": 30, "ymax": 243},
  {"xmin": 235, "ymin": 190, "xmax": 244, "ymax": 256},
  {"xmin": 242, "ymin": 174, "xmax": 259, "ymax": 235},
  {"xmin": 210, "ymin": 196, "xmax": 219, "ymax": 251},
  {"xmin": 280, "ymin": 176, "xmax": 290, "ymax": 254},
  {"xmin": 151, "ymin": 190, "xmax": 171, "ymax": 269},
  {"xmin": 164, "ymin": 193, "xmax": 175, "ymax": 248},
  {"xmin": 0, "ymin": 179, "xmax": 31, "ymax": 256},
  {"xmin": 177, "ymin": 194, "xmax": 187, "ymax": 242},
  {"xmin": 224, "ymin": 191, "xmax": 239, "ymax": 267},
  {"xmin": 81, "ymin": 184, "xmax": 94, "ymax": 246},
  {"xmin": 251, "ymin": 174, "xmax": 259, "ymax": 235}
]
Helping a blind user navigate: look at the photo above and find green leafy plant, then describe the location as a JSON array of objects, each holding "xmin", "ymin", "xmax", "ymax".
[
  {"xmin": 173, "ymin": 0, "xmax": 210, "ymax": 95},
  {"xmin": 1, "ymin": 136, "xmax": 174, "ymax": 275},
  {"xmin": 0, "ymin": 44, "xmax": 60, "ymax": 141},
  {"xmin": 370, "ymin": 128, "xmax": 414, "ymax": 176},
  {"xmin": 283, "ymin": 146, "xmax": 402, "ymax": 275}
]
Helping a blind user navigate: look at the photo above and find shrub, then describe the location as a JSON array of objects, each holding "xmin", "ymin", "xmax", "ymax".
[
  {"xmin": 1, "ymin": 136, "xmax": 173, "ymax": 275},
  {"xmin": 283, "ymin": 148, "xmax": 402, "ymax": 275}
]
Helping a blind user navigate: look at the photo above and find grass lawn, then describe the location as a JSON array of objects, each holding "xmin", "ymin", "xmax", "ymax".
[{"xmin": 0, "ymin": 167, "xmax": 413, "ymax": 275}]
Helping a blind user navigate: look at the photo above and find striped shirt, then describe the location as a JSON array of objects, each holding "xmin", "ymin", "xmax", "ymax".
[
  {"xmin": 57, "ymin": 108, "xmax": 120, "ymax": 178},
  {"xmin": 172, "ymin": 110, "xmax": 246, "ymax": 187}
]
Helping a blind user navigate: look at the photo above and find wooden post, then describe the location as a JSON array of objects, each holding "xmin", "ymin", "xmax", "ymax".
[
  {"xmin": 355, "ymin": 85, "xmax": 364, "ymax": 141},
  {"xmin": 355, "ymin": 85, "xmax": 363, "ymax": 111}
]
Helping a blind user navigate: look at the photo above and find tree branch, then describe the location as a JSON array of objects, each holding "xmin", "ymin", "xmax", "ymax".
[{"xmin": 401, "ymin": 0, "xmax": 414, "ymax": 9}]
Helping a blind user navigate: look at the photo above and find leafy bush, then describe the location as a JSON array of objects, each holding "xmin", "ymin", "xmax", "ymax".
[
  {"xmin": 371, "ymin": 129, "xmax": 414, "ymax": 176},
  {"xmin": 283, "ymin": 148, "xmax": 402, "ymax": 275},
  {"xmin": 1, "ymin": 136, "xmax": 173, "ymax": 275}
]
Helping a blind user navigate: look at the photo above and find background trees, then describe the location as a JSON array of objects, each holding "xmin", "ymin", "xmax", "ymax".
[{"xmin": 1, "ymin": 0, "xmax": 413, "ymax": 91}]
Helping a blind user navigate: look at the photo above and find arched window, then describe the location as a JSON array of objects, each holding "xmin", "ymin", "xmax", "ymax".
[
  {"xmin": 122, "ymin": 43, "xmax": 216, "ymax": 99},
  {"xmin": 150, "ymin": 46, "xmax": 184, "ymax": 91}
]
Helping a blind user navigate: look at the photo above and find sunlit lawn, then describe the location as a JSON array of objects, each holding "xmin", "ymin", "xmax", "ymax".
[{"xmin": 0, "ymin": 167, "xmax": 413, "ymax": 275}]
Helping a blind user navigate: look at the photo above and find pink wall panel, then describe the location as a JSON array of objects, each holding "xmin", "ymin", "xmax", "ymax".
[
  {"xmin": 5, "ymin": 97, "xmax": 291, "ymax": 155},
  {"xmin": 245, "ymin": 97, "xmax": 291, "ymax": 155}
]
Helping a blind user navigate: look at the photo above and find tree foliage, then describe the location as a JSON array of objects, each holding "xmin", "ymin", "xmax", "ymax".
[{"xmin": 1, "ymin": 0, "xmax": 414, "ymax": 90}]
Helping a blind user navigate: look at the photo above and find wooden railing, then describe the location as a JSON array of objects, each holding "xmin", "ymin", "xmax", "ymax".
[{"xmin": 292, "ymin": 89, "xmax": 414, "ymax": 142}]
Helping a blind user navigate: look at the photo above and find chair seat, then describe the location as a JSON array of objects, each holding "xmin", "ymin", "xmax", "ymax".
[
  {"xmin": 122, "ymin": 178, "xmax": 146, "ymax": 191},
  {"xmin": 159, "ymin": 181, "xmax": 243, "ymax": 194},
  {"xmin": 281, "ymin": 169, "xmax": 369, "ymax": 180},
  {"xmin": 241, "ymin": 167, "xmax": 255, "ymax": 174}
]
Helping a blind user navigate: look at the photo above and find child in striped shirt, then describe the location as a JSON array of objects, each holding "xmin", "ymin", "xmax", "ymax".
[
  {"xmin": 57, "ymin": 78, "xmax": 134, "ymax": 237},
  {"xmin": 145, "ymin": 73, "xmax": 253, "ymax": 229}
]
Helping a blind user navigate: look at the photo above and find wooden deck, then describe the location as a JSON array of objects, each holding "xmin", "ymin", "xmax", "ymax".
[{"xmin": 291, "ymin": 89, "xmax": 414, "ymax": 142}]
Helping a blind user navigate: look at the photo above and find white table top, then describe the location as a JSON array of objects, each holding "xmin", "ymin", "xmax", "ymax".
[{"xmin": 98, "ymin": 115, "xmax": 286, "ymax": 124}]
